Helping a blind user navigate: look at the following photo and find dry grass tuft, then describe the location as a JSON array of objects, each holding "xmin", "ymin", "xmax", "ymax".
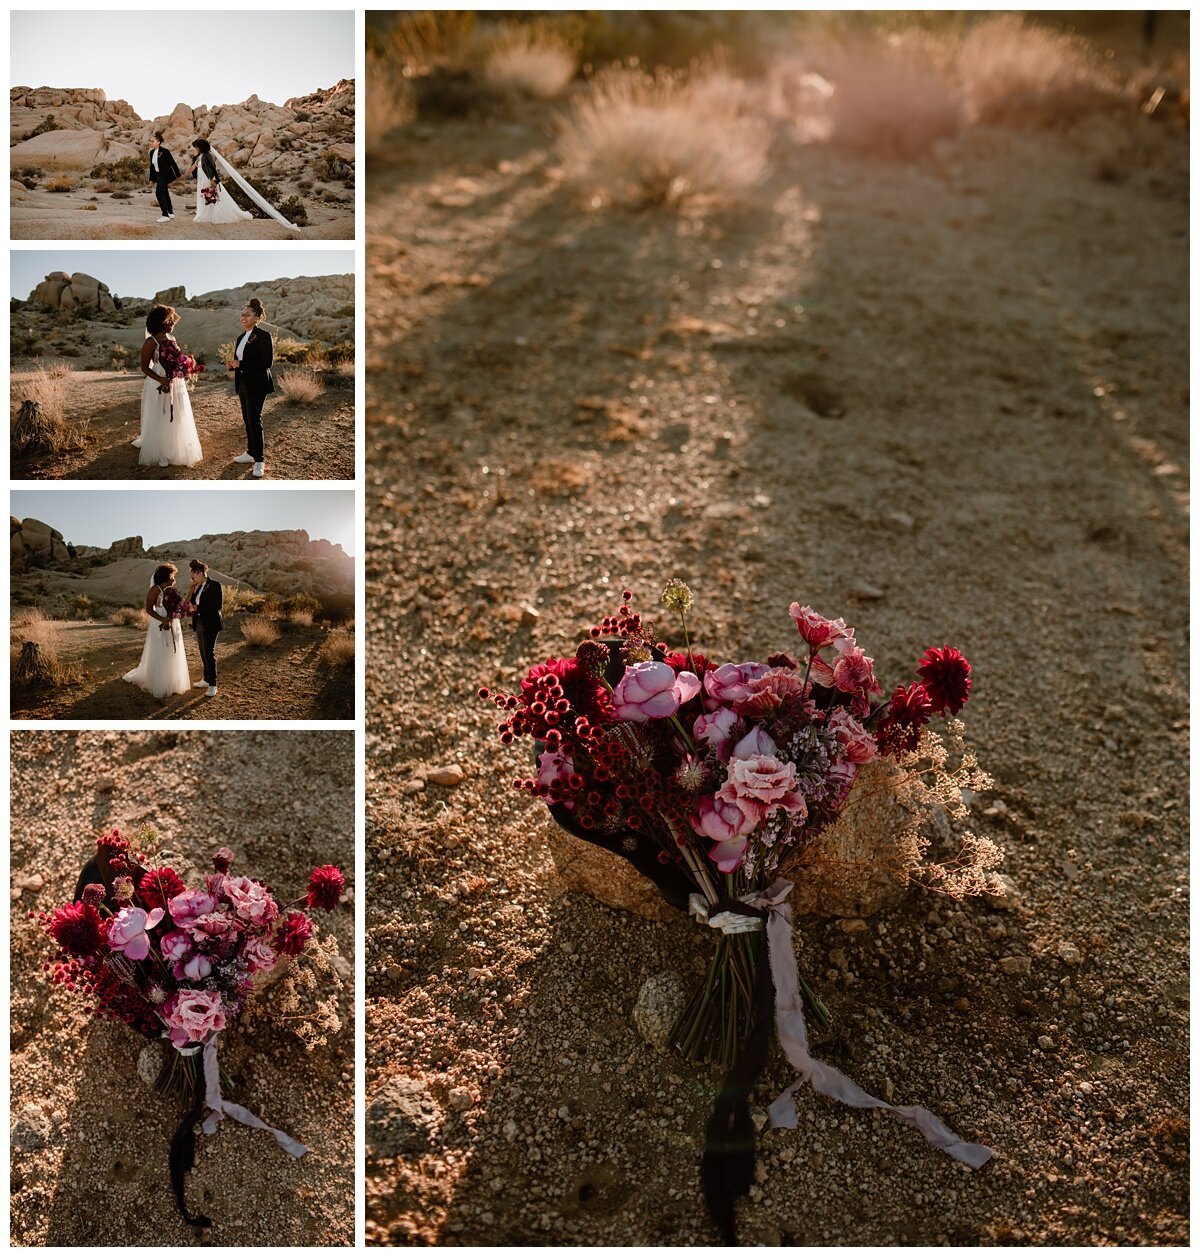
[
  {"xmin": 111, "ymin": 605, "xmax": 151, "ymax": 629},
  {"xmin": 367, "ymin": 51, "xmax": 416, "ymax": 154},
  {"xmin": 11, "ymin": 368, "xmax": 87, "ymax": 453},
  {"xmin": 46, "ymin": 175, "xmax": 76, "ymax": 193},
  {"xmin": 288, "ymin": 609, "xmax": 315, "ymax": 628},
  {"xmin": 241, "ymin": 615, "xmax": 282, "ymax": 647},
  {"xmin": 483, "ymin": 29, "xmax": 577, "ymax": 100},
  {"xmin": 319, "ymin": 630, "xmax": 355, "ymax": 668},
  {"xmin": 958, "ymin": 15, "xmax": 1118, "ymax": 126},
  {"xmin": 11, "ymin": 618, "xmax": 78, "ymax": 688},
  {"xmin": 277, "ymin": 370, "xmax": 327, "ymax": 406},
  {"xmin": 557, "ymin": 65, "xmax": 771, "ymax": 209}
]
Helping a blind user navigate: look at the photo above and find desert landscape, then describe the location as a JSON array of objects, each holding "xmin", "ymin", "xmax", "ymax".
[
  {"xmin": 12, "ymin": 518, "xmax": 355, "ymax": 721},
  {"xmin": 10, "ymin": 80, "xmax": 355, "ymax": 239},
  {"xmin": 11, "ymin": 268, "xmax": 355, "ymax": 480},
  {"xmin": 364, "ymin": 11, "xmax": 1188, "ymax": 1248},
  {"xmin": 9, "ymin": 729, "xmax": 355, "ymax": 1245}
]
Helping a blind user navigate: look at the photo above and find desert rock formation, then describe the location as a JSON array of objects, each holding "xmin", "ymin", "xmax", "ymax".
[{"xmin": 29, "ymin": 270, "xmax": 116, "ymax": 313}]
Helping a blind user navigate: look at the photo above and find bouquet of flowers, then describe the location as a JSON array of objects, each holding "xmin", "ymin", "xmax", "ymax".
[
  {"xmin": 156, "ymin": 339, "xmax": 205, "ymax": 420},
  {"xmin": 39, "ymin": 827, "xmax": 346, "ymax": 1227},
  {"xmin": 158, "ymin": 588, "xmax": 195, "ymax": 652},
  {"xmin": 484, "ymin": 582, "xmax": 1002, "ymax": 1241},
  {"xmin": 201, "ymin": 183, "xmax": 221, "ymax": 205}
]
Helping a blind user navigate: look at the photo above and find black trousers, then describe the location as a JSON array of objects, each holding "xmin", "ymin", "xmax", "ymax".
[
  {"xmin": 195, "ymin": 621, "xmax": 219, "ymax": 686},
  {"xmin": 154, "ymin": 177, "xmax": 173, "ymax": 217},
  {"xmin": 237, "ymin": 385, "xmax": 266, "ymax": 460}
]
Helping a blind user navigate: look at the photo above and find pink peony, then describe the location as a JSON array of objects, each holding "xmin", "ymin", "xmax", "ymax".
[
  {"xmin": 693, "ymin": 708, "xmax": 739, "ymax": 760},
  {"xmin": 243, "ymin": 937, "xmax": 278, "ymax": 975},
  {"xmin": 162, "ymin": 989, "xmax": 226, "ymax": 1049},
  {"xmin": 612, "ymin": 661, "xmax": 701, "ymax": 722},
  {"xmin": 186, "ymin": 910, "xmax": 238, "ymax": 943},
  {"xmin": 223, "ymin": 876, "xmax": 279, "ymax": 927},
  {"xmin": 831, "ymin": 645, "xmax": 881, "ymax": 699},
  {"xmin": 691, "ymin": 795, "xmax": 757, "ymax": 873},
  {"xmin": 159, "ymin": 929, "xmax": 192, "ymax": 964},
  {"xmin": 703, "ymin": 662, "xmax": 769, "ymax": 706},
  {"xmin": 174, "ymin": 951, "xmax": 213, "ymax": 982},
  {"xmin": 168, "ymin": 888, "xmax": 218, "ymax": 930},
  {"xmin": 106, "ymin": 906, "xmax": 164, "ymax": 961},
  {"xmin": 826, "ymin": 709, "xmax": 878, "ymax": 764},
  {"xmin": 730, "ymin": 725, "xmax": 778, "ymax": 760},
  {"xmin": 789, "ymin": 604, "xmax": 852, "ymax": 651},
  {"xmin": 717, "ymin": 754, "xmax": 808, "ymax": 825}
]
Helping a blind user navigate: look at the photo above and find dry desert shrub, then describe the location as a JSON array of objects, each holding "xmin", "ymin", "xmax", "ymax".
[
  {"xmin": 11, "ymin": 368, "xmax": 87, "ymax": 453},
  {"xmin": 958, "ymin": 15, "xmax": 1118, "ymax": 126},
  {"xmin": 11, "ymin": 618, "xmax": 77, "ymax": 688},
  {"xmin": 319, "ymin": 630, "xmax": 355, "ymax": 668},
  {"xmin": 46, "ymin": 175, "xmax": 76, "ymax": 193},
  {"xmin": 483, "ymin": 27, "xmax": 578, "ymax": 99},
  {"xmin": 288, "ymin": 609, "xmax": 315, "ymax": 628},
  {"xmin": 277, "ymin": 370, "xmax": 327, "ymax": 406},
  {"xmin": 111, "ymin": 605, "xmax": 151, "ymax": 629},
  {"xmin": 557, "ymin": 65, "xmax": 771, "ymax": 209},
  {"xmin": 366, "ymin": 50, "xmax": 416, "ymax": 154},
  {"xmin": 11, "ymin": 607, "xmax": 48, "ymax": 629},
  {"xmin": 241, "ymin": 616, "xmax": 281, "ymax": 647},
  {"xmin": 825, "ymin": 32, "xmax": 963, "ymax": 158}
]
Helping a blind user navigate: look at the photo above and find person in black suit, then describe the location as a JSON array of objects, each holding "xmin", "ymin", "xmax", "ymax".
[
  {"xmin": 229, "ymin": 297, "xmax": 275, "ymax": 479},
  {"xmin": 148, "ymin": 131, "xmax": 181, "ymax": 222},
  {"xmin": 187, "ymin": 559, "xmax": 223, "ymax": 696}
]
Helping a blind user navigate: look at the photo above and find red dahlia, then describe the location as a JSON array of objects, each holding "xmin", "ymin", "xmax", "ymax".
[
  {"xmin": 663, "ymin": 650, "xmax": 711, "ymax": 676},
  {"xmin": 917, "ymin": 645, "xmax": 972, "ymax": 715},
  {"xmin": 877, "ymin": 683, "xmax": 934, "ymax": 756},
  {"xmin": 276, "ymin": 911, "xmax": 314, "ymax": 957},
  {"xmin": 138, "ymin": 866, "xmax": 186, "ymax": 911},
  {"xmin": 306, "ymin": 865, "xmax": 345, "ymax": 912},
  {"xmin": 45, "ymin": 901, "xmax": 107, "ymax": 958}
]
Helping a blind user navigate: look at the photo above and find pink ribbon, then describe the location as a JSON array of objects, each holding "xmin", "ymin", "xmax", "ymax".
[
  {"xmin": 200, "ymin": 1036, "xmax": 308, "ymax": 1159},
  {"xmin": 751, "ymin": 879, "xmax": 993, "ymax": 1168}
]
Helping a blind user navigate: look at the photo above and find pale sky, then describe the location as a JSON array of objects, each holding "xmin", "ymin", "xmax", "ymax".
[
  {"xmin": 12, "ymin": 250, "xmax": 353, "ymax": 301},
  {"xmin": 11, "ymin": 11, "xmax": 354, "ymax": 119},
  {"xmin": 11, "ymin": 490, "xmax": 356, "ymax": 555}
]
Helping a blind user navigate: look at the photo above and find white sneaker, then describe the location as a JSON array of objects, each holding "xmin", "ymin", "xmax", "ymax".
[
  {"xmin": 252, "ymin": 462, "xmax": 265, "ymax": 478},
  {"xmin": 157, "ymin": 458, "xmax": 169, "ymax": 467},
  {"xmin": 131, "ymin": 438, "xmax": 142, "ymax": 449},
  {"xmin": 193, "ymin": 680, "xmax": 209, "ymax": 689},
  {"xmin": 156, "ymin": 216, "xmax": 171, "ymax": 223},
  {"xmin": 232, "ymin": 453, "xmax": 255, "ymax": 464},
  {"xmin": 205, "ymin": 686, "xmax": 218, "ymax": 697}
]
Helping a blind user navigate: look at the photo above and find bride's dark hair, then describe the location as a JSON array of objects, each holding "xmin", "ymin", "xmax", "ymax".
[
  {"xmin": 146, "ymin": 304, "xmax": 177, "ymax": 334},
  {"xmin": 192, "ymin": 138, "xmax": 211, "ymax": 154},
  {"xmin": 153, "ymin": 563, "xmax": 177, "ymax": 586}
]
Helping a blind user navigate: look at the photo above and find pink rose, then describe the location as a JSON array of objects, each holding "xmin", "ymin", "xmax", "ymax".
[
  {"xmin": 612, "ymin": 661, "xmax": 701, "ymax": 722},
  {"xmin": 691, "ymin": 795, "xmax": 757, "ymax": 873},
  {"xmin": 703, "ymin": 662, "xmax": 769, "ymax": 706},
  {"xmin": 717, "ymin": 754, "xmax": 808, "ymax": 824},
  {"xmin": 106, "ymin": 906, "xmax": 164, "ymax": 961},
  {"xmin": 826, "ymin": 709, "xmax": 877, "ymax": 764},
  {"xmin": 243, "ymin": 937, "xmax": 278, "ymax": 975},
  {"xmin": 693, "ymin": 708, "xmax": 739, "ymax": 760},
  {"xmin": 186, "ymin": 910, "xmax": 238, "ymax": 942},
  {"xmin": 223, "ymin": 876, "xmax": 279, "ymax": 926},
  {"xmin": 536, "ymin": 748, "xmax": 575, "ymax": 794},
  {"xmin": 168, "ymin": 888, "xmax": 218, "ymax": 929},
  {"xmin": 731, "ymin": 725, "xmax": 777, "ymax": 760},
  {"xmin": 789, "ymin": 604, "xmax": 852, "ymax": 651},
  {"xmin": 162, "ymin": 989, "xmax": 226, "ymax": 1049},
  {"xmin": 159, "ymin": 929, "xmax": 191, "ymax": 964},
  {"xmin": 173, "ymin": 951, "xmax": 213, "ymax": 982}
]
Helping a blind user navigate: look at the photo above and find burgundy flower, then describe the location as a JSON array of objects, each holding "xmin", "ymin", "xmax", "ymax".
[
  {"xmin": 574, "ymin": 640, "xmax": 610, "ymax": 680},
  {"xmin": 276, "ymin": 911, "xmax": 313, "ymax": 957},
  {"xmin": 213, "ymin": 847, "xmax": 234, "ymax": 874},
  {"xmin": 138, "ymin": 866, "xmax": 186, "ymax": 912},
  {"xmin": 81, "ymin": 883, "xmax": 105, "ymax": 907},
  {"xmin": 96, "ymin": 828, "xmax": 130, "ymax": 859},
  {"xmin": 45, "ymin": 901, "xmax": 107, "ymax": 958},
  {"xmin": 306, "ymin": 865, "xmax": 345, "ymax": 913},
  {"xmin": 917, "ymin": 646, "xmax": 972, "ymax": 714},
  {"xmin": 877, "ymin": 683, "xmax": 933, "ymax": 756},
  {"xmin": 663, "ymin": 650, "xmax": 712, "ymax": 676}
]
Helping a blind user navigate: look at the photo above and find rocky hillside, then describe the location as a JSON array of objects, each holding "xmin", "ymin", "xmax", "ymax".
[
  {"xmin": 12, "ymin": 518, "xmax": 354, "ymax": 600},
  {"xmin": 13, "ymin": 270, "xmax": 353, "ymax": 362},
  {"xmin": 10, "ymin": 81, "xmax": 354, "ymax": 181}
]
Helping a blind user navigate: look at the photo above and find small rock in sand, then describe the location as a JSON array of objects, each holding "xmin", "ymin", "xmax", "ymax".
[
  {"xmin": 427, "ymin": 765, "xmax": 465, "ymax": 787},
  {"xmin": 1058, "ymin": 941, "xmax": 1082, "ymax": 966},
  {"xmin": 999, "ymin": 955, "xmax": 1032, "ymax": 975},
  {"xmin": 986, "ymin": 873, "xmax": 1022, "ymax": 910},
  {"xmin": 368, "ymin": 1077, "xmax": 442, "ymax": 1157},
  {"xmin": 632, "ymin": 971, "xmax": 689, "ymax": 1052}
]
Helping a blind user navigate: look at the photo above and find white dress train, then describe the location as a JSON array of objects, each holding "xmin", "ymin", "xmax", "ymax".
[
  {"xmin": 122, "ymin": 587, "xmax": 192, "ymax": 698},
  {"xmin": 195, "ymin": 161, "xmax": 254, "ymax": 226},
  {"xmin": 138, "ymin": 336, "xmax": 203, "ymax": 467}
]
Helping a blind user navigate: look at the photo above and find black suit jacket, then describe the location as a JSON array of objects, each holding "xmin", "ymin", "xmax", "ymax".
[
  {"xmin": 149, "ymin": 146, "xmax": 181, "ymax": 184},
  {"xmin": 191, "ymin": 578, "xmax": 223, "ymax": 633},
  {"xmin": 192, "ymin": 150, "xmax": 220, "ymax": 182},
  {"xmin": 233, "ymin": 327, "xmax": 275, "ymax": 398}
]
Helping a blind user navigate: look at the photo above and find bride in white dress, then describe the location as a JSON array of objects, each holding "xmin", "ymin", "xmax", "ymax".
[
  {"xmin": 186, "ymin": 137, "xmax": 301, "ymax": 232},
  {"xmin": 122, "ymin": 564, "xmax": 192, "ymax": 698},
  {"xmin": 134, "ymin": 305, "xmax": 203, "ymax": 468}
]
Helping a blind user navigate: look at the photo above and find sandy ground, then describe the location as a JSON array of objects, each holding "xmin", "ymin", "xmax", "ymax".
[
  {"xmin": 10, "ymin": 184, "xmax": 352, "ymax": 240},
  {"xmin": 11, "ymin": 369, "xmax": 355, "ymax": 481},
  {"xmin": 11, "ymin": 618, "xmax": 354, "ymax": 721},
  {"xmin": 9, "ymin": 729, "xmax": 355, "ymax": 1245},
  {"xmin": 363, "ymin": 95, "xmax": 1188, "ymax": 1245}
]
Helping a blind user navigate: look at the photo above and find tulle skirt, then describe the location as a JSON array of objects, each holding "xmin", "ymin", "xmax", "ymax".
[
  {"xmin": 122, "ymin": 620, "xmax": 191, "ymax": 698},
  {"xmin": 196, "ymin": 170, "xmax": 253, "ymax": 225},
  {"xmin": 139, "ymin": 377, "xmax": 203, "ymax": 467}
]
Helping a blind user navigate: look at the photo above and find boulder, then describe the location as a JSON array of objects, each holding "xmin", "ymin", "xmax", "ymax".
[
  {"xmin": 29, "ymin": 271, "xmax": 115, "ymax": 313},
  {"xmin": 154, "ymin": 285, "xmax": 186, "ymax": 305},
  {"xmin": 10, "ymin": 128, "xmax": 107, "ymax": 170}
]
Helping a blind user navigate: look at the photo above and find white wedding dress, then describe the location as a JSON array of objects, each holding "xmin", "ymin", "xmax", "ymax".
[
  {"xmin": 195, "ymin": 160, "xmax": 254, "ymax": 226},
  {"xmin": 138, "ymin": 337, "xmax": 203, "ymax": 467},
  {"xmin": 122, "ymin": 587, "xmax": 192, "ymax": 698}
]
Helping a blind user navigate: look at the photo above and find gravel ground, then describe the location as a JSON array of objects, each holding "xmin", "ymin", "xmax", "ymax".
[
  {"xmin": 364, "ymin": 93, "xmax": 1188, "ymax": 1245},
  {"xmin": 10, "ymin": 730, "xmax": 356, "ymax": 1245}
]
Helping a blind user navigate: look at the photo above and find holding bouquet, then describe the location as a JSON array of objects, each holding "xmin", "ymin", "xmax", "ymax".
[
  {"xmin": 39, "ymin": 829, "xmax": 346, "ymax": 1227},
  {"xmin": 158, "ymin": 587, "xmax": 195, "ymax": 652},
  {"xmin": 484, "ymin": 583, "xmax": 1002, "ymax": 1241},
  {"xmin": 155, "ymin": 339, "xmax": 205, "ymax": 421}
]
